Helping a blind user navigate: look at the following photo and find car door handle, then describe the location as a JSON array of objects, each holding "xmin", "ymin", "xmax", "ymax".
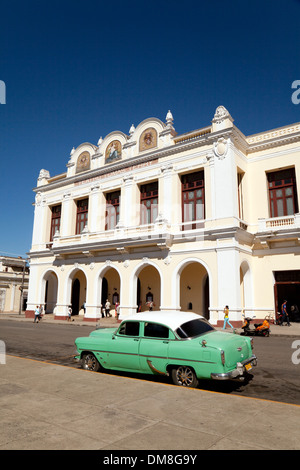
[
  {"xmin": 134, "ymin": 338, "xmax": 140, "ymax": 342},
  {"xmin": 163, "ymin": 341, "xmax": 169, "ymax": 344}
]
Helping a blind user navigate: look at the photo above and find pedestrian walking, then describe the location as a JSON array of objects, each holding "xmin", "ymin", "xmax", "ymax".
[
  {"xmin": 34, "ymin": 306, "xmax": 40, "ymax": 323},
  {"xmin": 281, "ymin": 300, "xmax": 291, "ymax": 326},
  {"xmin": 222, "ymin": 305, "xmax": 234, "ymax": 330},
  {"xmin": 67, "ymin": 305, "xmax": 74, "ymax": 321},
  {"xmin": 38, "ymin": 304, "xmax": 44, "ymax": 321},
  {"xmin": 105, "ymin": 299, "xmax": 111, "ymax": 317}
]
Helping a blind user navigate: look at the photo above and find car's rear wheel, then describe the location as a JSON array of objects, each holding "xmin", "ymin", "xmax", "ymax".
[
  {"xmin": 171, "ymin": 366, "xmax": 198, "ymax": 388},
  {"xmin": 81, "ymin": 353, "xmax": 100, "ymax": 372}
]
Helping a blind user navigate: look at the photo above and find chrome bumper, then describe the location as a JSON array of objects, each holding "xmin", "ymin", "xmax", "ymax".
[{"xmin": 211, "ymin": 354, "xmax": 257, "ymax": 380}]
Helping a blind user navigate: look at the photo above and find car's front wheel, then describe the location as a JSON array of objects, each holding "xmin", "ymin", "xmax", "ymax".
[
  {"xmin": 81, "ymin": 353, "xmax": 100, "ymax": 372},
  {"xmin": 171, "ymin": 366, "xmax": 198, "ymax": 388}
]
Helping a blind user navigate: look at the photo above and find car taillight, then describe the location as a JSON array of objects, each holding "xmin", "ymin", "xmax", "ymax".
[{"xmin": 221, "ymin": 350, "xmax": 225, "ymax": 365}]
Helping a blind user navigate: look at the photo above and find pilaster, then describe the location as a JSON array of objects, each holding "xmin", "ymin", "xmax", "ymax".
[
  {"xmin": 122, "ymin": 174, "xmax": 135, "ymax": 227},
  {"xmin": 32, "ymin": 193, "xmax": 51, "ymax": 250},
  {"xmin": 89, "ymin": 184, "xmax": 101, "ymax": 232},
  {"xmin": 60, "ymin": 191, "xmax": 75, "ymax": 236},
  {"xmin": 25, "ymin": 264, "xmax": 40, "ymax": 317},
  {"xmin": 159, "ymin": 164, "xmax": 173, "ymax": 223}
]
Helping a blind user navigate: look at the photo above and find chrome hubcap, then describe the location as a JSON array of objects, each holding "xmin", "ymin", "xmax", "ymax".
[
  {"xmin": 176, "ymin": 366, "xmax": 193, "ymax": 386},
  {"xmin": 84, "ymin": 354, "xmax": 96, "ymax": 370}
]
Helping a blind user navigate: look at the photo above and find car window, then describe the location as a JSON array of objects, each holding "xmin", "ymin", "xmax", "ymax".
[
  {"xmin": 118, "ymin": 321, "xmax": 140, "ymax": 336},
  {"xmin": 176, "ymin": 318, "xmax": 215, "ymax": 339},
  {"xmin": 144, "ymin": 322, "xmax": 170, "ymax": 339}
]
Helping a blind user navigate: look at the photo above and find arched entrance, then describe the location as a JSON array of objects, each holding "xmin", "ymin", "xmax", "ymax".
[
  {"xmin": 97, "ymin": 266, "xmax": 121, "ymax": 316},
  {"xmin": 101, "ymin": 277, "xmax": 108, "ymax": 308},
  {"xmin": 71, "ymin": 278, "xmax": 80, "ymax": 315},
  {"xmin": 42, "ymin": 270, "xmax": 58, "ymax": 314},
  {"xmin": 70, "ymin": 269, "xmax": 87, "ymax": 315},
  {"xmin": 174, "ymin": 259, "xmax": 211, "ymax": 320},
  {"xmin": 135, "ymin": 264, "xmax": 161, "ymax": 312}
]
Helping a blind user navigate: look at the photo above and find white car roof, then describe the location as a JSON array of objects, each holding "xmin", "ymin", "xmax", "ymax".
[{"xmin": 122, "ymin": 310, "xmax": 204, "ymax": 332}]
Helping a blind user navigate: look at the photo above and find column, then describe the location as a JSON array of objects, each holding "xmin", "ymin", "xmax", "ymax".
[
  {"xmin": 216, "ymin": 244, "xmax": 242, "ymax": 325},
  {"xmin": 54, "ymin": 268, "xmax": 70, "ymax": 319},
  {"xmin": 119, "ymin": 262, "xmax": 137, "ymax": 319},
  {"xmin": 25, "ymin": 264, "xmax": 40, "ymax": 317},
  {"xmin": 84, "ymin": 266, "xmax": 101, "ymax": 322}
]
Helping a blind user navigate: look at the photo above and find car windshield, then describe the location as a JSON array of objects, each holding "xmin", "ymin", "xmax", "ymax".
[{"xmin": 176, "ymin": 318, "xmax": 215, "ymax": 339}]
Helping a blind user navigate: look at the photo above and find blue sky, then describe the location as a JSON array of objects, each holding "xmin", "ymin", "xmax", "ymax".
[{"xmin": 0, "ymin": 0, "xmax": 299, "ymax": 258}]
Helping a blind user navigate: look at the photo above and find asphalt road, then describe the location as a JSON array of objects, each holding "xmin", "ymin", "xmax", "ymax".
[{"xmin": 1, "ymin": 320, "xmax": 300, "ymax": 405}]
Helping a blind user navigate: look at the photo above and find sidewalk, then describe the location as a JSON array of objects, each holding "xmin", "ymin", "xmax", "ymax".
[
  {"xmin": 0, "ymin": 354, "xmax": 299, "ymax": 450},
  {"xmin": 1, "ymin": 312, "xmax": 300, "ymax": 336},
  {"xmin": 1, "ymin": 311, "xmax": 300, "ymax": 450}
]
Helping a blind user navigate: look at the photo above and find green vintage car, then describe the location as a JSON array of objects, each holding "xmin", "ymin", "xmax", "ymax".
[{"xmin": 74, "ymin": 311, "xmax": 257, "ymax": 387}]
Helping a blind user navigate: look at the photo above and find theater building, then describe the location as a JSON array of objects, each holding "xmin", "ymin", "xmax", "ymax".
[{"xmin": 25, "ymin": 107, "xmax": 300, "ymax": 325}]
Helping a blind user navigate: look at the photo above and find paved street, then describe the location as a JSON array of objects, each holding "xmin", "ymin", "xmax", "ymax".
[{"xmin": 1, "ymin": 314, "xmax": 300, "ymax": 404}]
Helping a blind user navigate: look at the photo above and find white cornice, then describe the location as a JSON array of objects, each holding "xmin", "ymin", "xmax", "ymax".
[
  {"xmin": 33, "ymin": 120, "xmax": 300, "ymax": 194},
  {"xmin": 246, "ymin": 122, "xmax": 300, "ymax": 153}
]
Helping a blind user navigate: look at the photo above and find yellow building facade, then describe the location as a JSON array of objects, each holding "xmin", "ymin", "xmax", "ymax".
[
  {"xmin": 0, "ymin": 256, "xmax": 29, "ymax": 313},
  {"xmin": 26, "ymin": 107, "xmax": 300, "ymax": 325}
]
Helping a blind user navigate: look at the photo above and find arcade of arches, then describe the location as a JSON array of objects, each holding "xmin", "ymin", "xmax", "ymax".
[{"xmin": 37, "ymin": 260, "xmax": 216, "ymax": 321}]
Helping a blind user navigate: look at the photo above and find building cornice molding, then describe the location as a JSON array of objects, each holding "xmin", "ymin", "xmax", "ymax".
[
  {"xmin": 42, "ymin": 232, "xmax": 174, "ymax": 258},
  {"xmin": 246, "ymin": 122, "xmax": 300, "ymax": 153},
  {"xmin": 33, "ymin": 120, "xmax": 300, "ymax": 195}
]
